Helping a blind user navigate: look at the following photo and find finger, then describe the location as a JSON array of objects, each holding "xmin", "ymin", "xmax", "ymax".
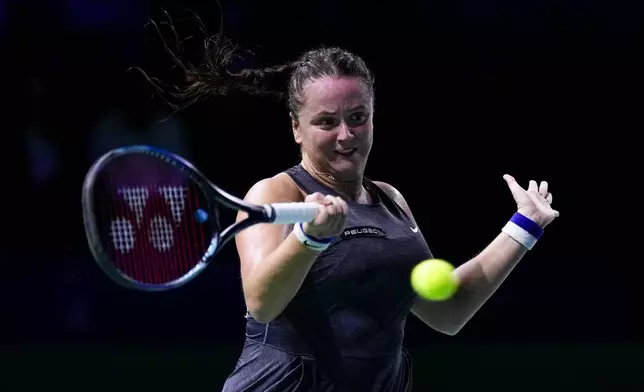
[
  {"xmin": 546, "ymin": 192, "xmax": 553, "ymax": 204},
  {"xmin": 333, "ymin": 197, "xmax": 348, "ymax": 230},
  {"xmin": 327, "ymin": 201, "xmax": 340, "ymax": 217},
  {"xmin": 322, "ymin": 194, "xmax": 337, "ymax": 206},
  {"xmin": 503, "ymin": 174, "xmax": 526, "ymax": 197},
  {"xmin": 337, "ymin": 197, "xmax": 349, "ymax": 218},
  {"xmin": 323, "ymin": 195, "xmax": 339, "ymax": 214},
  {"xmin": 306, "ymin": 192, "xmax": 325, "ymax": 203},
  {"xmin": 528, "ymin": 180, "xmax": 538, "ymax": 193},
  {"xmin": 312, "ymin": 207, "xmax": 329, "ymax": 227},
  {"xmin": 553, "ymin": 209, "xmax": 560, "ymax": 218},
  {"xmin": 539, "ymin": 181, "xmax": 548, "ymax": 196}
]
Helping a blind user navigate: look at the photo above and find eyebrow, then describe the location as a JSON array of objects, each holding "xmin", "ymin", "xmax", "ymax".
[{"xmin": 314, "ymin": 105, "xmax": 368, "ymax": 117}]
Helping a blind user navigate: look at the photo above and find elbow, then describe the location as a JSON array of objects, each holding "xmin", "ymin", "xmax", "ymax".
[
  {"xmin": 246, "ymin": 298, "xmax": 280, "ymax": 324},
  {"xmin": 438, "ymin": 314, "xmax": 470, "ymax": 336},
  {"xmin": 438, "ymin": 325, "xmax": 462, "ymax": 336},
  {"xmin": 249, "ymin": 311, "xmax": 276, "ymax": 325},
  {"xmin": 439, "ymin": 315, "xmax": 472, "ymax": 336},
  {"xmin": 430, "ymin": 318, "xmax": 466, "ymax": 336},
  {"xmin": 422, "ymin": 320, "xmax": 463, "ymax": 336}
]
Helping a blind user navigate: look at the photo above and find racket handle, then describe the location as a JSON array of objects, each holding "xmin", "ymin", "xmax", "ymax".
[{"xmin": 266, "ymin": 202, "xmax": 320, "ymax": 224}]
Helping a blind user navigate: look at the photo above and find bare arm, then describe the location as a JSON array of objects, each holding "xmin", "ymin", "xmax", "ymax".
[
  {"xmin": 375, "ymin": 180, "xmax": 545, "ymax": 336},
  {"xmin": 236, "ymin": 175, "xmax": 347, "ymax": 324},
  {"xmin": 412, "ymin": 233, "xmax": 527, "ymax": 335},
  {"xmin": 236, "ymin": 176, "xmax": 320, "ymax": 323}
]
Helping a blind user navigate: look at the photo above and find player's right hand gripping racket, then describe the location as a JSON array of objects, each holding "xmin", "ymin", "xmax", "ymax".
[{"xmin": 82, "ymin": 145, "xmax": 319, "ymax": 291}]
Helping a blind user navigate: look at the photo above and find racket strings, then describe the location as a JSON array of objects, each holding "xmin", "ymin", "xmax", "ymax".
[{"xmin": 100, "ymin": 177, "xmax": 210, "ymax": 285}]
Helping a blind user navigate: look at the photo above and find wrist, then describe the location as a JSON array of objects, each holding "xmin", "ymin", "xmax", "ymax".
[
  {"xmin": 517, "ymin": 208, "xmax": 548, "ymax": 228},
  {"xmin": 292, "ymin": 223, "xmax": 334, "ymax": 251},
  {"xmin": 501, "ymin": 212, "xmax": 544, "ymax": 250}
]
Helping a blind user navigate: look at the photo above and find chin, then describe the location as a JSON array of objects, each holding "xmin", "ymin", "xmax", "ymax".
[{"xmin": 329, "ymin": 159, "xmax": 365, "ymax": 181}]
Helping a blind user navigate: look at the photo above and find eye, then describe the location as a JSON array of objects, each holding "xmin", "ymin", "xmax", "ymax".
[
  {"xmin": 316, "ymin": 117, "xmax": 338, "ymax": 129},
  {"xmin": 347, "ymin": 112, "xmax": 367, "ymax": 126}
]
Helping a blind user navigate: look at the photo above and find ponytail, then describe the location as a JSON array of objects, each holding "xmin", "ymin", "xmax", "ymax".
[{"xmin": 130, "ymin": 10, "xmax": 296, "ymax": 113}]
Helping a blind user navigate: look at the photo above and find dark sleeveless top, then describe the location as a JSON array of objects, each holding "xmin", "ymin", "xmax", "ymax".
[{"xmin": 244, "ymin": 165, "xmax": 433, "ymax": 364}]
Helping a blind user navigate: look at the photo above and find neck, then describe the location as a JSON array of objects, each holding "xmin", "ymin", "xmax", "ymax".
[{"xmin": 301, "ymin": 157, "xmax": 366, "ymax": 202}]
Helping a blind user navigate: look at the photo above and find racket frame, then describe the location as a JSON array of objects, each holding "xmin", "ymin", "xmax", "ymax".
[{"xmin": 82, "ymin": 145, "xmax": 272, "ymax": 291}]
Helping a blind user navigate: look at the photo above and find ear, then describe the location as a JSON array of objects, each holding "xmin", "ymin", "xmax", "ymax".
[{"xmin": 291, "ymin": 112, "xmax": 302, "ymax": 144}]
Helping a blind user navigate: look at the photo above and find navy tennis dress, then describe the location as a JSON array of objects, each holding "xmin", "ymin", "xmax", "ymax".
[{"xmin": 222, "ymin": 165, "xmax": 434, "ymax": 391}]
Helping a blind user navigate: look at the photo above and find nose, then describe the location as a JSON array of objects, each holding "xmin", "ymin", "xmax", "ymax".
[{"xmin": 336, "ymin": 121, "xmax": 354, "ymax": 141}]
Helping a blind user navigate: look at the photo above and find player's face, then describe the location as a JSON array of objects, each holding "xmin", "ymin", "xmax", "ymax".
[{"xmin": 293, "ymin": 76, "xmax": 374, "ymax": 181}]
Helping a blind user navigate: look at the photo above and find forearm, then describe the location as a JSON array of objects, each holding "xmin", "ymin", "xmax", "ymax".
[
  {"xmin": 411, "ymin": 176, "xmax": 558, "ymax": 335},
  {"xmin": 412, "ymin": 231, "xmax": 530, "ymax": 335},
  {"xmin": 452, "ymin": 231, "xmax": 528, "ymax": 319},
  {"xmin": 245, "ymin": 232, "xmax": 321, "ymax": 323}
]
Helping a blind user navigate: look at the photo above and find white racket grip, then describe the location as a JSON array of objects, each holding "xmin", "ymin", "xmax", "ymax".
[{"xmin": 266, "ymin": 202, "xmax": 320, "ymax": 224}]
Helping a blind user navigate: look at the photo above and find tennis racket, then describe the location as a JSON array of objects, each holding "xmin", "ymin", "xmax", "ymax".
[{"xmin": 82, "ymin": 145, "xmax": 319, "ymax": 291}]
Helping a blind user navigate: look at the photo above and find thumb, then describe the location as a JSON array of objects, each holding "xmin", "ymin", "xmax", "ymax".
[{"xmin": 503, "ymin": 174, "xmax": 525, "ymax": 197}]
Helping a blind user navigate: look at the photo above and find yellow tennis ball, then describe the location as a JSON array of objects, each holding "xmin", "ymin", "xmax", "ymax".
[{"xmin": 410, "ymin": 259, "xmax": 458, "ymax": 301}]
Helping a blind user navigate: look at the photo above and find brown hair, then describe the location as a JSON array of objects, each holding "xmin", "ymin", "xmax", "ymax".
[{"xmin": 133, "ymin": 10, "xmax": 375, "ymax": 118}]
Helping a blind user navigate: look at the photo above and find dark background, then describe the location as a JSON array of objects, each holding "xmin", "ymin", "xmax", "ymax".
[{"xmin": 1, "ymin": 0, "xmax": 640, "ymax": 390}]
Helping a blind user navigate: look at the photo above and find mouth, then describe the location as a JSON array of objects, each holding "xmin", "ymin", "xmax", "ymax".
[{"xmin": 335, "ymin": 148, "xmax": 357, "ymax": 157}]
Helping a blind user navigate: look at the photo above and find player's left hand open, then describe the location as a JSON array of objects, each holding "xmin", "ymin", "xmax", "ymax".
[{"xmin": 503, "ymin": 174, "xmax": 559, "ymax": 229}]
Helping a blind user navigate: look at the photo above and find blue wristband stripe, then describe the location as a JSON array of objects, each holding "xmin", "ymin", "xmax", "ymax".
[
  {"xmin": 298, "ymin": 223, "xmax": 335, "ymax": 244},
  {"xmin": 510, "ymin": 213, "xmax": 544, "ymax": 239}
]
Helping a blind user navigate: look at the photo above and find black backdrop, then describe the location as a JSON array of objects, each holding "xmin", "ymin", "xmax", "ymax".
[{"xmin": 1, "ymin": 0, "xmax": 640, "ymax": 390}]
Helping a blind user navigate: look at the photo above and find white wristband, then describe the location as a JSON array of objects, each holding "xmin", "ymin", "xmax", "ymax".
[
  {"xmin": 502, "ymin": 221, "xmax": 538, "ymax": 250},
  {"xmin": 501, "ymin": 212, "xmax": 545, "ymax": 250},
  {"xmin": 292, "ymin": 222, "xmax": 333, "ymax": 251}
]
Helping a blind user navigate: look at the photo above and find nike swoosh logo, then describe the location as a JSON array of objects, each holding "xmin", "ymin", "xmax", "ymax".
[{"xmin": 410, "ymin": 226, "xmax": 419, "ymax": 233}]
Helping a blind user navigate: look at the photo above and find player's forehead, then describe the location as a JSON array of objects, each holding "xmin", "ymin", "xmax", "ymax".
[{"xmin": 301, "ymin": 76, "xmax": 371, "ymax": 116}]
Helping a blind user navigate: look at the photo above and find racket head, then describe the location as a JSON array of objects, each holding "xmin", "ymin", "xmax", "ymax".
[{"xmin": 82, "ymin": 145, "xmax": 220, "ymax": 291}]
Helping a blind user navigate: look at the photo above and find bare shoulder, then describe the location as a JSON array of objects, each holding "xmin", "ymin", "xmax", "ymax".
[
  {"xmin": 236, "ymin": 173, "xmax": 305, "ymax": 223},
  {"xmin": 244, "ymin": 172, "xmax": 305, "ymax": 205},
  {"xmin": 235, "ymin": 173, "xmax": 304, "ymax": 277},
  {"xmin": 372, "ymin": 181, "xmax": 410, "ymax": 212}
]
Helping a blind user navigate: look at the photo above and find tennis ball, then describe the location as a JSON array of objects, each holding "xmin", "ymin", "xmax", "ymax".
[{"xmin": 410, "ymin": 259, "xmax": 458, "ymax": 301}]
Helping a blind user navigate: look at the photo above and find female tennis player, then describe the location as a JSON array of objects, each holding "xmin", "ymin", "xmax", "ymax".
[{"xmin": 138, "ymin": 16, "xmax": 560, "ymax": 392}]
